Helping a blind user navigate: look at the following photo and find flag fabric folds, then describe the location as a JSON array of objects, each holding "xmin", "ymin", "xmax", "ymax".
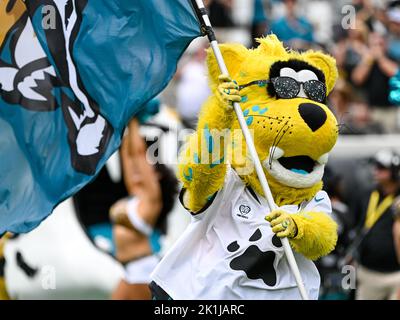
[{"xmin": 0, "ymin": 0, "xmax": 201, "ymax": 233}]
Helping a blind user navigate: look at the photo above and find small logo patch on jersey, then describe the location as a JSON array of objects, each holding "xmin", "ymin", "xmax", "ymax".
[
  {"xmin": 237, "ymin": 205, "xmax": 251, "ymax": 219},
  {"xmin": 315, "ymin": 197, "xmax": 324, "ymax": 203}
]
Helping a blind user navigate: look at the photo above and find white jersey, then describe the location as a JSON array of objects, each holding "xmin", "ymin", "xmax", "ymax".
[{"xmin": 151, "ymin": 168, "xmax": 332, "ymax": 300}]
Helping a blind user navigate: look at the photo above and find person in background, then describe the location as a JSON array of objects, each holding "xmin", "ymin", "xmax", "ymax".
[
  {"xmin": 334, "ymin": 18, "xmax": 370, "ymax": 79},
  {"xmin": 392, "ymin": 196, "xmax": 400, "ymax": 299},
  {"xmin": 352, "ymin": 0, "xmax": 386, "ymax": 33},
  {"xmin": 386, "ymin": 1, "xmax": 400, "ymax": 64},
  {"xmin": 73, "ymin": 99, "xmax": 162, "ymax": 256},
  {"xmin": 251, "ymin": 0, "xmax": 268, "ymax": 48},
  {"xmin": 389, "ymin": 67, "xmax": 400, "ymax": 104},
  {"xmin": 206, "ymin": 0, "xmax": 235, "ymax": 28},
  {"xmin": 270, "ymin": 0, "xmax": 314, "ymax": 48},
  {"xmin": 110, "ymin": 119, "xmax": 178, "ymax": 300},
  {"xmin": 328, "ymin": 78, "xmax": 384, "ymax": 135},
  {"xmin": 387, "ymin": 2, "xmax": 400, "ymax": 133},
  {"xmin": 317, "ymin": 167, "xmax": 352, "ymax": 300},
  {"xmin": 393, "ymin": 197, "xmax": 400, "ymax": 256},
  {"xmin": 354, "ymin": 149, "xmax": 400, "ymax": 300},
  {"xmin": 350, "ymin": 32, "xmax": 399, "ymax": 132},
  {"xmin": 328, "ymin": 78, "xmax": 354, "ymax": 127},
  {"xmin": 346, "ymin": 100, "xmax": 385, "ymax": 135}
]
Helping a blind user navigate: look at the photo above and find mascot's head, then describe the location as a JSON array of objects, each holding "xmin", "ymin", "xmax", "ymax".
[{"xmin": 207, "ymin": 35, "xmax": 339, "ymax": 205}]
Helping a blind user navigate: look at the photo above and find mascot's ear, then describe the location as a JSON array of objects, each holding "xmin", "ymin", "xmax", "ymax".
[
  {"xmin": 206, "ymin": 43, "xmax": 248, "ymax": 87},
  {"xmin": 301, "ymin": 51, "xmax": 338, "ymax": 94}
]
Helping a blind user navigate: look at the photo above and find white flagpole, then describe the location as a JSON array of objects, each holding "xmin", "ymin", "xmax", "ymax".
[{"xmin": 190, "ymin": 0, "xmax": 309, "ymax": 300}]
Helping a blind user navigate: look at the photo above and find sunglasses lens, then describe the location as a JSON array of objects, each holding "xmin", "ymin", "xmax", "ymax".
[
  {"xmin": 272, "ymin": 77, "xmax": 299, "ymax": 99},
  {"xmin": 303, "ymin": 80, "xmax": 326, "ymax": 103}
]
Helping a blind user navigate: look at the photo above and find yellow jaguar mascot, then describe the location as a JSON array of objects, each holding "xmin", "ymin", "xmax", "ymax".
[{"xmin": 151, "ymin": 35, "xmax": 339, "ymax": 300}]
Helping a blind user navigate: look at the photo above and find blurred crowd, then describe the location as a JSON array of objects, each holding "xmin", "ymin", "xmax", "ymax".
[{"xmin": 169, "ymin": 0, "xmax": 400, "ymax": 134}]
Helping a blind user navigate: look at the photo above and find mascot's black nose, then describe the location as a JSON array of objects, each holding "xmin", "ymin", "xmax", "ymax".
[{"xmin": 298, "ymin": 103, "xmax": 327, "ymax": 132}]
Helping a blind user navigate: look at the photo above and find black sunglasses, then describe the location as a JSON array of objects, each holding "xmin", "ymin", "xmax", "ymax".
[{"xmin": 238, "ymin": 76, "xmax": 327, "ymax": 103}]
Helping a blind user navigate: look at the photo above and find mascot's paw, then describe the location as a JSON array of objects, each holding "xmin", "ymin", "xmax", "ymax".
[
  {"xmin": 265, "ymin": 210, "xmax": 298, "ymax": 239},
  {"xmin": 217, "ymin": 74, "xmax": 241, "ymax": 108}
]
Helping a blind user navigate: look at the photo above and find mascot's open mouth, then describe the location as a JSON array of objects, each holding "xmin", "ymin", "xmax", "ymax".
[
  {"xmin": 263, "ymin": 147, "xmax": 329, "ymax": 188},
  {"xmin": 278, "ymin": 156, "xmax": 315, "ymax": 175}
]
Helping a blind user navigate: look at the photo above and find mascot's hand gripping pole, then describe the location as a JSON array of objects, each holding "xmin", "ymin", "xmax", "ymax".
[{"xmin": 190, "ymin": 0, "xmax": 309, "ymax": 300}]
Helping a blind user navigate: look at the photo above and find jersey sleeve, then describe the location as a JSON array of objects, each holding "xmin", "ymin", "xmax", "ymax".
[{"xmin": 301, "ymin": 190, "xmax": 332, "ymax": 216}]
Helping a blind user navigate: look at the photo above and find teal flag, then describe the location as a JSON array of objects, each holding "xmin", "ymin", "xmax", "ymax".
[{"xmin": 0, "ymin": 0, "xmax": 201, "ymax": 233}]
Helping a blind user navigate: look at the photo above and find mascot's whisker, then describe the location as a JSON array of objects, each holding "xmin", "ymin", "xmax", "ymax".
[
  {"xmin": 268, "ymin": 121, "xmax": 290, "ymax": 169},
  {"xmin": 250, "ymin": 115, "xmax": 282, "ymax": 122}
]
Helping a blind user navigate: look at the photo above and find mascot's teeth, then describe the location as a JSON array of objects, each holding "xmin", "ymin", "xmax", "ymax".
[
  {"xmin": 317, "ymin": 153, "xmax": 329, "ymax": 165},
  {"xmin": 269, "ymin": 147, "xmax": 284, "ymax": 160}
]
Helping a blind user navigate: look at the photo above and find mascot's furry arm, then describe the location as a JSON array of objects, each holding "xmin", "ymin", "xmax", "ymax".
[
  {"xmin": 178, "ymin": 44, "xmax": 252, "ymax": 213},
  {"xmin": 290, "ymin": 212, "xmax": 338, "ymax": 260},
  {"xmin": 178, "ymin": 74, "xmax": 240, "ymax": 213},
  {"xmin": 267, "ymin": 209, "xmax": 337, "ymax": 260}
]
